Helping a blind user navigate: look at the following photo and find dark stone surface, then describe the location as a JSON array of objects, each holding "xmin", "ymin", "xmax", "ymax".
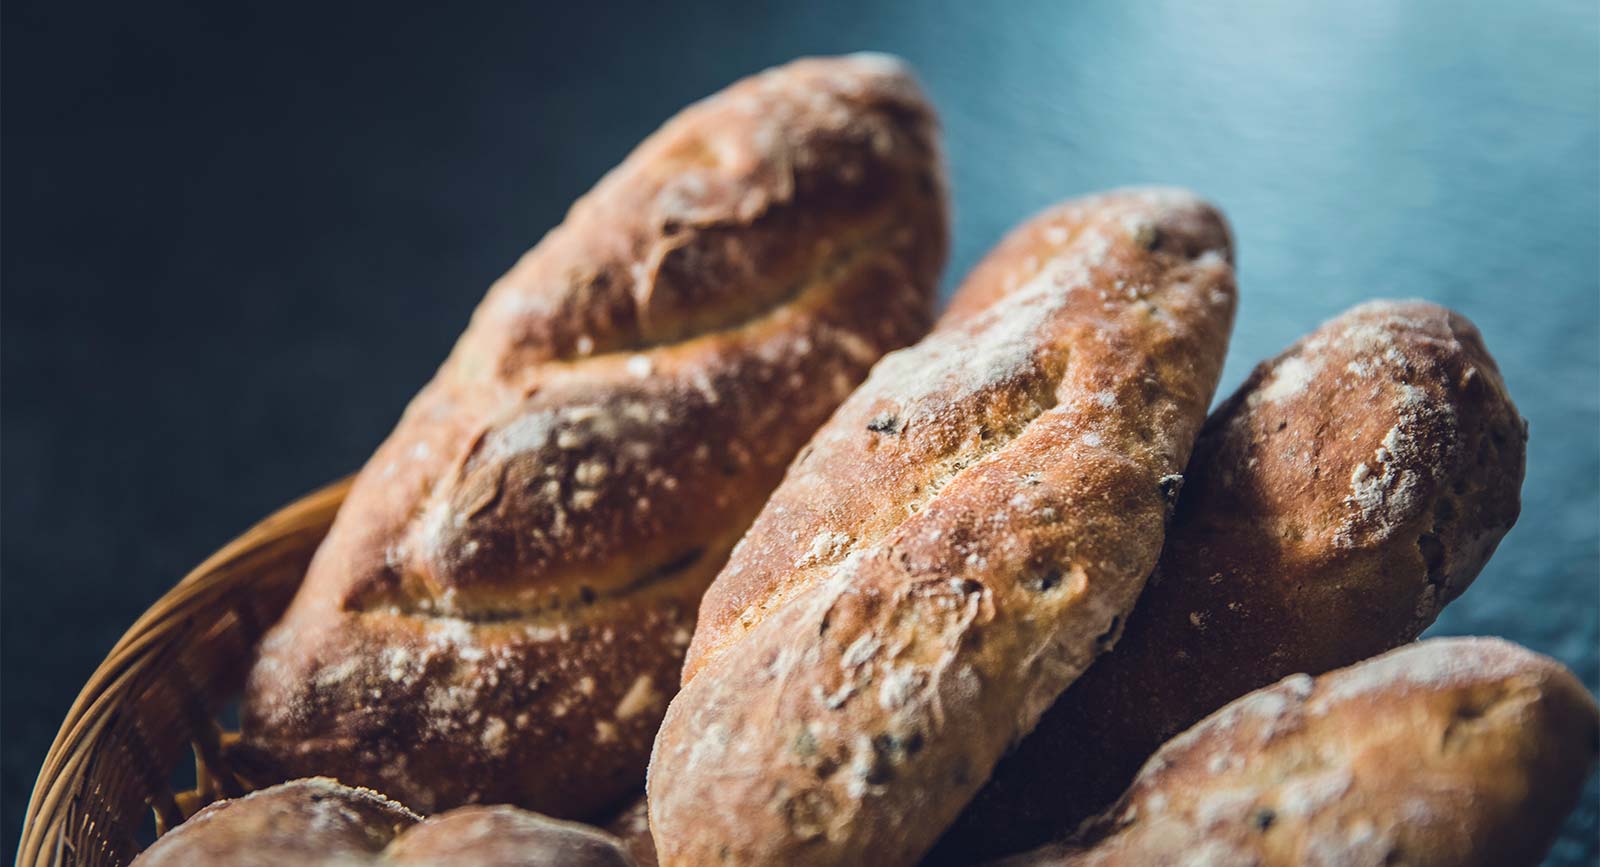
[{"xmin": 3, "ymin": 0, "xmax": 1595, "ymax": 862}]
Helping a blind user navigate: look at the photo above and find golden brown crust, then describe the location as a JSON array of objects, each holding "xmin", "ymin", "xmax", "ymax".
[
  {"xmin": 238, "ymin": 54, "xmax": 947, "ymax": 816},
  {"xmin": 936, "ymin": 301, "xmax": 1528, "ymax": 861},
  {"xmin": 682, "ymin": 189, "xmax": 1235, "ymax": 684},
  {"xmin": 387, "ymin": 805, "xmax": 637, "ymax": 867},
  {"xmin": 130, "ymin": 780, "xmax": 637, "ymax": 867},
  {"xmin": 648, "ymin": 189, "xmax": 1236, "ymax": 866},
  {"xmin": 996, "ymin": 638, "xmax": 1600, "ymax": 867}
]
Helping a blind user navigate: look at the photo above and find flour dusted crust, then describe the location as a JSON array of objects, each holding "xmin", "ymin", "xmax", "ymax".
[
  {"xmin": 997, "ymin": 638, "xmax": 1600, "ymax": 867},
  {"xmin": 937, "ymin": 300, "xmax": 1528, "ymax": 860},
  {"xmin": 648, "ymin": 189, "xmax": 1237, "ymax": 866},
  {"xmin": 130, "ymin": 779, "xmax": 637, "ymax": 866},
  {"xmin": 238, "ymin": 54, "xmax": 948, "ymax": 816}
]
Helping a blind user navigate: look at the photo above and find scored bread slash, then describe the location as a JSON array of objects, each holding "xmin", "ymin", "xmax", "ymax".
[
  {"xmin": 936, "ymin": 300, "xmax": 1528, "ymax": 861},
  {"xmin": 993, "ymin": 638, "xmax": 1600, "ymax": 867},
  {"xmin": 236, "ymin": 53, "xmax": 949, "ymax": 817},
  {"xmin": 648, "ymin": 188, "xmax": 1237, "ymax": 866}
]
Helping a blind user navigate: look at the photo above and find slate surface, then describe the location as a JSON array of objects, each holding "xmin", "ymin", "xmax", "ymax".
[{"xmin": 4, "ymin": 0, "xmax": 1595, "ymax": 862}]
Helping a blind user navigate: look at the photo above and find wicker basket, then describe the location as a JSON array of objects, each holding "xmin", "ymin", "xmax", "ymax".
[{"xmin": 18, "ymin": 478, "xmax": 353, "ymax": 867}]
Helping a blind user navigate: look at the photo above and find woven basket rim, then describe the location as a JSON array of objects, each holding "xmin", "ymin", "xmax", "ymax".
[{"xmin": 19, "ymin": 476, "xmax": 353, "ymax": 867}]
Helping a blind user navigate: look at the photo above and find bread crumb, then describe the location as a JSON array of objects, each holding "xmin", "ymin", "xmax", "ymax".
[
  {"xmin": 798, "ymin": 529, "xmax": 854, "ymax": 568},
  {"xmin": 616, "ymin": 675, "xmax": 661, "ymax": 720},
  {"xmin": 480, "ymin": 717, "xmax": 509, "ymax": 755},
  {"xmin": 574, "ymin": 460, "xmax": 608, "ymax": 486}
]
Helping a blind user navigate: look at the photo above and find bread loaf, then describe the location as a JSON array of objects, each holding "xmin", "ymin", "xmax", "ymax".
[
  {"xmin": 935, "ymin": 300, "xmax": 1527, "ymax": 860},
  {"xmin": 129, "ymin": 778, "xmax": 637, "ymax": 867},
  {"xmin": 128, "ymin": 778, "xmax": 418, "ymax": 867},
  {"xmin": 648, "ymin": 188, "xmax": 1237, "ymax": 865},
  {"xmin": 995, "ymin": 637, "xmax": 1600, "ymax": 867},
  {"xmin": 237, "ymin": 54, "xmax": 948, "ymax": 816}
]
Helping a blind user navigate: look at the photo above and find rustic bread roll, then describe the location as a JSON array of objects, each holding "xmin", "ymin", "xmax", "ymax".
[
  {"xmin": 995, "ymin": 637, "xmax": 1600, "ymax": 867},
  {"xmin": 129, "ymin": 778, "xmax": 419, "ymax": 867},
  {"xmin": 935, "ymin": 300, "xmax": 1528, "ymax": 860},
  {"xmin": 648, "ymin": 188, "xmax": 1237, "ymax": 866},
  {"xmin": 236, "ymin": 54, "xmax": 947, "ymax": 816},
  {"xmin": 129, "ymin": 778, "xmax": 637, "ymax": 866}
]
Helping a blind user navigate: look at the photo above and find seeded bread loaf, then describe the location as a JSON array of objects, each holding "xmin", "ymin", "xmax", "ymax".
[
  {"xmin": 935, "ymin": 300, "xmax": 1527, "ymax": 860},
  {"xmin": 237, "ymin": 53, "xmax": 948, "ymax": 816},
  {"xmin": 995, "ymin": 638, "xmax": 1599, "ymax": 867},
  {"xmin": 648, "ymin": 188, "xmax": 1237, "ymax": 865},
  {"xmin": 128, "ymin": 778, "xmax": 637, "ymax": 867}
]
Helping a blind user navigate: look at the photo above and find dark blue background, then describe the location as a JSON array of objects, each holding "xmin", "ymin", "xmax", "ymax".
[{"xmin": 4, "ymin": 1, "xmax": 1596, "ymax": 862}]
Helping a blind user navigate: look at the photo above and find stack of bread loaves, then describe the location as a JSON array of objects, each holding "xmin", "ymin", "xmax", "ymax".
[{"xmin": 130, "ymin": 55, "xmax": 1596, "ymax": 867}]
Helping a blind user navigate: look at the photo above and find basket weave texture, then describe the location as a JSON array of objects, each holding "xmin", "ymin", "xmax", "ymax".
[{"xmin": 19, "ymin": 479, "xmax": 352, "ymax": 867}]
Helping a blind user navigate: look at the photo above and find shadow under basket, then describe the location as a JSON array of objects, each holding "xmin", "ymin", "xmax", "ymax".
[{"xmin": 19, "ymin": 478, "xmax": 353, "ymax": 867}]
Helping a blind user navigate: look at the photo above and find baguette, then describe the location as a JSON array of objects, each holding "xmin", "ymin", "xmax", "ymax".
[
  {"xmin": 995, "ymin": 637, "xmax": 1600, "ymax": 867},
  {"xmin": 237, "ymin": 54, "xmax": 947, "ymax": 816},
  {"xmin": 648, "ymin": 188, "xmax": 1237, "ymax": 865},
  {"xmin": 128, "ymin": 778, "xmax": 637, "ymax": 867},
  {"xmin": 936, "ymin": 300, "xmax": 1527, "ymax": 860}
]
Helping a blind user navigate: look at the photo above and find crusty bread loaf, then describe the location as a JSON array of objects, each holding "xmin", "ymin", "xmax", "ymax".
[
  {"xmin": 995, "ymin": 637, "xmax": 1600, "ymax": 867},
  {"xmin": 935, "ymin": 300, "xmax": 1528, "ymax": 860},
  {"xmin": 237, "ymin": 54, "xmax": 947, "ymax": 816},
  {"xmin": 648, "ymin": 188, "xmax": 1237, "ymax": 866},
  {"xmin": 129, "ymin": 779, "xmax": 637, "ymax": 866}
]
